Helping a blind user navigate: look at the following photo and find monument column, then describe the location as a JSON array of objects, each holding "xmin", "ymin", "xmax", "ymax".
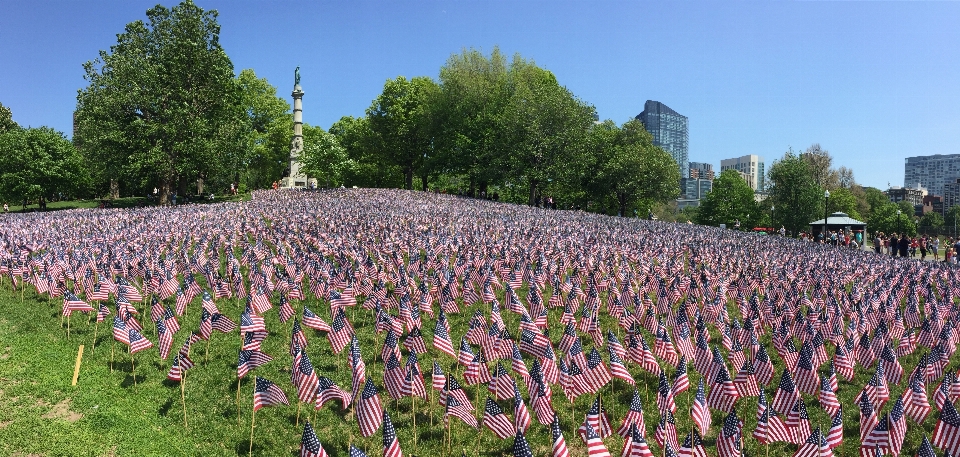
[{"xmin": 283, "ymin": 67, "xmax": 314, "ymax": 188}]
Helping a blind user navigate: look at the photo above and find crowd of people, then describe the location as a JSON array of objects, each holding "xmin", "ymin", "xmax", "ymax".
[{"xmin": 871, "ymin": 232, "xmax": 960, "ymax": 262}]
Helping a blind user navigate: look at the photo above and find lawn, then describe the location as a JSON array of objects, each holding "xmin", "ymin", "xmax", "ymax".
[{"xmin": 0, "ymin": 271, "xmax": 946, "ymax": 457}]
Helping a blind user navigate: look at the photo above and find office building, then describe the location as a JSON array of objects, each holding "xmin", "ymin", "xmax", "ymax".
[
  {"xmin": 720, "ymin": 155, "xmax": 765, "ymax": 191},
  {"xmin": 887, "ymin": 185, "xmax": 927, "ymax": 207},
  {"xmin": 904, "ymin": 154, "xmax": 960, "ymax": 197},
  {"xmin": 943, "ymin": 178, "xmax": 960, "ymax": 212},
  {"xmin": 688, "ymin": 162, "xmax": 714, "ymax": 180},
  {"xmin": 636, "ymin": 100, "xmax": 689, "ymax": 178},
  {"xmin": 680, "ymin": 178, "xmax": 713, "ymax": 200}
]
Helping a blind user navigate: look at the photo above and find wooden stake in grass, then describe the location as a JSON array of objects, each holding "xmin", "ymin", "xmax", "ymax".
[
  {"xmin": 181, "ymin": 371, "xmax": 188, "ymax": 429},
  {"xmin": 130, "ymin": 346, "xmax": 137, "ymax": 391},
  {"xmin": 412, "ymin": 394, "xmax": 418, "ymax": 455},
  {"xmin": 248, "ymin": 408, "xmax": 257, "ymax": 456},
  {"xmin": 71, "ymin": 345, "xmax": 84, "ymax": 386},
  {"xmin": 236, "ymin": 377, "xmax": 242, "ymax": 424},
  {"xmin": 110, "ymin": 338, "xmax": 115, "ymax": 372},
  {"xmin": 296, "ymin": 401, "xmax": 302, "ymax": 427},
  {"xmin": 66, "ymin": 312, "xmax": 71, "ymax": 340}
]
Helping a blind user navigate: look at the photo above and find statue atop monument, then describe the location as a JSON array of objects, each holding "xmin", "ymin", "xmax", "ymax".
[{"xmin": 294, "ymin": 66, "xmax": 300, "ymax": 87}]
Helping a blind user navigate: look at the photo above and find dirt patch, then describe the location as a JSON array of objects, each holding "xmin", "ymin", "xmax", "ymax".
[
  {"xmin": 40, "ymin": 399, "xmax": 82, "ymax": 423},
  {"xmin": 0, "ymin": 346, "xmax": 10, "ymax": 360},
  {"xmin": 10, "ymin": 452, "xmax": 44, "ymax": 457},
  {"xmin": 0, "ymin": 420, "xmax": 11, "ymax": 428}
]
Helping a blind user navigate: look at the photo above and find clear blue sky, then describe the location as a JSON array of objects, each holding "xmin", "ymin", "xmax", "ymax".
[{"xmin": 2, "ymin": 1, "xmax": 959, "ymax": 190}]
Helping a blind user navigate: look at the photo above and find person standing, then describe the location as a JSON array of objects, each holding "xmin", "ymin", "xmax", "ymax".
[
  {"xmin": 920, "ymin": 237, "xmax": 928, "ymax": 260},
  {"xmin": 932, "ymin": 237, "xmax": 940, "ymax": 260},
  {"xmin": 899, "ymin": 235, "xmax": 910, "ymax": 258},
  {"xmin": 874, "ymin": 233, "xmax": 882, "ymax": 254},
  {"xmin": 890, "ymin": 234, "xmax": 899, "ymax": 257}
]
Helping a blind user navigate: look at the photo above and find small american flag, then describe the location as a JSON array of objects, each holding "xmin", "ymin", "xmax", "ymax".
[
  {"xmin": 511, "ymin": 429, "xmax": 533, "ymax": 457},
  {"xmin": 253, "ymin": 376, "xmax": 289, "ymax": 411},
  {"xmin": 550, "ymin": 416, "xmax": 569, "ymax": 457},
  {"xmin": 299, "ymin": 421, "xmax": 328, "ymax": 457},
  {"xmin": 356, "ymin": 380, "xmax": 383, "ymax": 437},
  {"xmin": 932, "ymin": 398, "xmax": 960, "ymax": 455},
  {"xmin": 482, "ymin": 397, "xmax": 515, "ymax": 439},
  {"xmin": 128, "ymin": 328, "xmax": 153, "ymax": 354},
  {"xmin": 237, "ymin": 349, "xmax": 273, "ymax": 378},
  {"xmin": 381, "ymin": 411, "xmax": 402, "ymax": 457}
]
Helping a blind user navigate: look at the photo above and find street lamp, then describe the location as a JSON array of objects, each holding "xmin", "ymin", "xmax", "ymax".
[
  {"xmin": 824, "ymin": 190, "xmax": 830, "ymax": 242},
  {"xmin": 897, "ymin": 209, "xmax": 902, "ymax": 234}
]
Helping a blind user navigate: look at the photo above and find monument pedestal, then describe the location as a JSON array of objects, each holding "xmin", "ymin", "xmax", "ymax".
[{"xmin": 281, "ymin": 74, "xmax": 314, "ymax": 189}]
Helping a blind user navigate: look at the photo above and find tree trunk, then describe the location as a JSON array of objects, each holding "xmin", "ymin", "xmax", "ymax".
[
  {"xmin": 159, "ymin": 179, "xmax": 171, "ymax": 206},
  {"xmin": 405, "ymin": 167, "xmax": 414, "ymax": 190},
  {"xmin": 197, "ymin": 178, "xmax": 204, "ymax": 195},
  {"xmin": 528, "ymin": 180, "xmax": 538, "ymax": 206},
  {"xmin": 109, "ymin": 179, "xmax": 120, "ymax": 200},
  {"xmin": 421, "ymin": 173, "xmax": 428, "ymax": 192},
  {"xmin": 618, "ymin": 193, "xmax": 627, "ymax": 218}
]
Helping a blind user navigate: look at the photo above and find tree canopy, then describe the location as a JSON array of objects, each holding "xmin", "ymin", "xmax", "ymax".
[
  {"xmin": 696, "ymin": 170, "xmax": 760, "ymax": 228},
  {"xmin": 766, "ymin": 151, "xmax": 823, "ymax": 236},
  {"xmin": 0, "ymin": 127, "xmax": 89, "ymax": 206},
  {"xmin": 74, "ymin": 0, "xmax": 247, "ymax": 203}
]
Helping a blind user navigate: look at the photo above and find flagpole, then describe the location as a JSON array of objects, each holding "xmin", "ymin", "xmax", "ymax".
[
  {"xmin": 248, "ymin": 409, "xmax": 257, "ymax": 456},
  {"xmin": 181, "ymin": 371, "xmax": 188, "ymax": 429},
  {"xmin": 67, "ymin": 313, "xmax": 71, "ymax": 340},
  {"xmin": 296, "ymin": 401, "xmax": 301, "ymax": 427},
  {"xmin": 413, "ymin": 394, "xmax": 418, "ymax": 456},
  {"xmin": 110, "ymin": 338, "xmax": 115, "ymax": 372},
  {"xmin": 91, "ymin": 317, "xmax": 99, "ymax": 353},
  {"xmin": 236, "ymin": 377, "xmax": 242, "ymax": 424},
  {"xmin": 130, "ymin": 346, "xmax": 137, "ymax": 391}
]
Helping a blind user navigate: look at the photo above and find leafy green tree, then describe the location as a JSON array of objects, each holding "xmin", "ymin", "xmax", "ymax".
[
  {"xmin": 74, "ymin": 0, "xmax": 247, "ymax": 203},
  {"xmin": 944, "ymin": 205, "xmax": 960, "ymax": 238},
  {"xmin": 696, "ymin": 170, "xmax": 760, "ymax": 228},
  {"xmin": 237, "ymin": 69, "xmax": 291, "ymax": 190},
  {"xmin": 869, "ymin": 201, "xmax": 917, "ymax": 237},
  {"xmin": 501, "ymin": 60, "xmax": 595, "ymax": 205},
  {"xmin": 826, "ymin": 187, "xmax": 861, "ymax": 220},
  {"xmin": 0, "ymin": 127, "xmax": 90, "ymax": 207},
  {"xmin": 367, "ymin": 76, "xmax": 439, "ymax": 190},
  {"xmin": 330, "ymin": 116, "xmax": 402, "ymax": 188},
  {"xmin": 300, "ymin": 124, "xmax": 353, "ymax": 188},
  {"xmin": 919, "ymin": 211, "xmax": 944, "ymax": 233},
  {"xmin": 766, "ymin": 151, "xmax": 822, "ymax": 236},
  {"xmin": 434, "ymin": 48, "xmax": 511, "ymax": 197},
  {"xmin": 0, "ymin": 102, "xmax": 18, "ymax": 134}
]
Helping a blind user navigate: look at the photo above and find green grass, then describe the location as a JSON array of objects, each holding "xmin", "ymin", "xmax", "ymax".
[
  {"xmin": 0, "ymin": 277, "xmax": 947, "ymax": 457},
  {"xmin": 3, "ymin": 193, "xmax": 252, "ymax": 214}
]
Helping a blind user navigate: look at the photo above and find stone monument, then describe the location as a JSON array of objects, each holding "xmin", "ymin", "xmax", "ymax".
[{"xmin": 281, "ymin": 67, "xmax": 316, "ymax": 189}]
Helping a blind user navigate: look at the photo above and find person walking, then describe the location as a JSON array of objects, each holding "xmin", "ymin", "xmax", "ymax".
[
  {"xmin": 932, "ymin": 237, "xmax": 940, "ymax": 260},
  {"xmin": 920, "ymin": 237, "xmax": 928, "ymax": 260}
]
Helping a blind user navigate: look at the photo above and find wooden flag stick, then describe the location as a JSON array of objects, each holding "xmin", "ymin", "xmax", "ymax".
[
  {"xmin": 248, "ymin": 409, "xmax": 257, "ymax": 456},
  {"xmin": 236, "ymin": 377, "xmax": 242, "ymax": 424},
  {"xmin": 296, "ymin": 401, "xmax": 302, "ymax": 427},
  {"xmin": 130, "ymin": 348, "xmax": 137, "ymax": 391},
  {"xmin": 181, "ymin": 373, "xmax": 188, "ymax": 429},
  {"xmin": 412, "ymin": 395, "xmax": 418, "ymax": 455},
  {"xmin": 71, "ymin": 345, "xmax": 84, "ymax": 386},
  {"xmin": 110, "ymin": 338, "xmax": 115, "ymax": 372},
  {"xmin": 67, "ymin": 313, "xmax": 71, "ymax": 340}
]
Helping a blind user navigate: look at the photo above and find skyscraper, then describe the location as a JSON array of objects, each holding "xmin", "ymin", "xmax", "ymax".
[
  {"xmin": 720, "ymin": 155, "xmax": 765, "ymax": 191},
  {"xmin": 636, "ymin": 101, "xmax": 689, "ymax": 178},
  {"xmin": 904, "ymin": 154, "xmax": 960, "ymax": 197}
]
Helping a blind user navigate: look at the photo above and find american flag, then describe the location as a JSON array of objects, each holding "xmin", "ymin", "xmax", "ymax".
[
  {"xmin": 621, "ymin": 423, "xmax": 653, "ymax": 457},
  {"xmin": 211, "ymin": 313, "xmax": 236, "ymax": 333},
  {"xmin": 489, "ymin": 363, "xmax": 516, "ymax": 401},
  {"xmin": 576, "ymin": 397, "xmax": 612, "ymax": 441},
  {"xmin": 383, "ymin": 354, "xmax": 404, "ymax": 399},
  {"xmin": 859, "ymin": 391, "xmax": 878, "ymax": 442},
  {"xmin": 607, "ymin": 349, "xmax": 634, "ymax": 385},
  {"xmin": 753, "ymin": 405, "xmax": 791, "ymax": 445},
  {"xmin": 691, "ymin": 378, "xmax": 709, "ymax": 436},
  {"xmin": 243, "ymin": 331, "xmax": 268, "ymax": 351},
  {"xmin": 889, "ymin": 397, "xmax": 907, "ymax": 456},
  {"xmin": 128, "ymin": 328, "xmax": 153, "ymax": 354},
  {"xmin": 707, "ymin": 364, "xmax": 740, "ymax": 413},
  {"xmin": 381, "ymin": 411, "xmax": 402, "ymax": 457},
  {"xmin": 933, "ymin": 398, "xmax": 960, "ymax": 455},
  {"xmin": 793, "ymin": 428, "xmax": 824, "ymax": 457},
  {"xmin": 482, "ymin": 397, "xmax": 515, "ymax": 439},
  {"xmin": 550, "ymin": 416, "xmax": 570, "ymax": 457},
  {"xmin": 348, "ymin": 445, "xmax": 368, "ymax": 457},
  {"xmin": 903, "ymin": 371, "xmax": 931, "ymax": 423},
  {"xmin": 771, "ymin": 369, "xmax": 799, "ymax": 417},
  {"xmin": 155, "ymin": 318, "xmax": 172, "ymax": 360},
  {"xmin": 916, "ymin": 435, "xmax": 937, "ymax": 457},
  {"xmin": 678, "ymin": 430, "xmax": 707, "ymax": 457},
  {"xmin": 237, "ymin": 349, "xmax": 272, "ymax": 378},
  {"xmin": 655, "ymin": 409, "xmax": 678, "ymax": 451},
  {"xmin": 818, "ymin": 375, "xmax": 841, "ymax": 418},
  {"xmin": 826, "ymin": 405, "xmax": 843, "ymax": 449},
  {"xmin": 443, "ymin": 395, "xmax": 477, "ymax": 428},
  {"xmin": 511, "ymin": 429, "xmax": 533, "ymax": 457},
  {"xmin": 295, "ymin": 352, "xmax": 320, "ymax": 403},
  {"xmin": 671, "ymin": 356, "xmax": 690, "ymax": 395},
  {"xmin": 432, "ymin": 361, "xmax": 446, "ymax": 391},
  {"xmin": 290, "ymin": 319, "xmax": 308, "ymax": 355},
  {"xmin": 879, "ymin": 344, "xmax": 903, "ymax": 386},
  {"xmin": 355, "ymin": 380, "xmax": 384, "ymax": 437},
  {"xmin": 513, "ymin": 386, "xmax": 531, "ymax": 434},
  {"xmin": 300, "ymin": 421, "xmax": 328, "ymax": 457},
  {"xmin": 302, "ymin": 307, "xmax": 331, "ymax": 332},
  {"xmin": 328, "ymin": 308, "xmax": 353, "ymax": 354},
  {"xmin": 859, "ymin": 413, "xmax": 890, "ymax": 457},
  {"xmin": 716, "ymin": 412, "xmax": 742, "ymax": 457},
  {"xmin": 253, "ymin": 376, "xmax": 289, "ymax": 411},
  {"xmin": 786, "ymin": 398, "xmax": 812, "ymax": 446},
  {"xmin": 315, "ymin": 376, "xmax": 351, "ymax": 410},
  {"xmin": 432, "ymin": 316, "xmax": 456, "ymax": 357},
  {"xmin": 582, "ymin": 423, "xmax": 611, "ymax": 457},
  {"xmin": 167, "ymin": 354, "xmax": 186, "ymax": 382},
  {"xmin": 162, "ymin": 305, "xmax": 179, "ymax": 333},
  {"xmin": 403, "ymin": 326, "xmax": 428, "ymax": 355},
  {"xmin": 732, "ymin": 360, "xmax": 760, "ymax": 397},
  {"xmin": 112, "ymin": 317, "xmax": 129, "ymax": 344},
  {"xmin": 617, "ymin": 389, "xmax": 645, "ymax": 438},
  {"xmin": 402, "ymin": 352, "xmax": 427, "ymax": 400},
  {"xmin": 656, "ymin": 371, "xmax": 677, "ymax": 414},
  {"xmin": 240, "ymin": 307, "xmax": 266, "ymax": 333}
]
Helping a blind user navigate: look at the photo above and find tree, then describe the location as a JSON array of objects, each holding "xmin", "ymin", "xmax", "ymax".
[
  {"xmin": 74, "ymin": 0, "xmax": 247, "ymax": 203},
  {"xmin": 0, "ymin": 127, "xmax": 90, "ymax": 207},
  {"xmin": 0, "ymin": 102, "xmax": 17, "ymax": 134},
  {"xmin": 330, "ymin": 116, "xmax": 402, "ymax": 188},
  {"xmin": 592, "ymin": 119, "xmax": 679, "ymax": 216},
  {"xmin": 919, "ymin": 211, "xmax": 944, "ymax": 234},
  {"xmin": 826, "ymin": 187, "xmax": 861, "ymax": 220},
  {"xmin": 801, "ymin": 144, "xmax": 840, "ymax": 190},
  {"xmin": 696, "ymin": 170, "xmax": 760, "ymax": 229},
  {"xmin": 869, "ymin": 201, "xmax": 917, "ymax": 237},
  {"xmin": 367, "ymin": 76, "xmax": 439, "ymax": 190},
  {"xmin": 300, "ymin": 124, "xmax": 353, "ymax": 188},
  {"xmin": 944, "ymin": 205, "xmax": 960, "ymax": 238},
  {"xmin": 766, "ymin": 151, "xmax": 823, "ymax": 237},
  {"xmin": 236, "ymin": 69, "xmax": 291, "ymax": 190}
]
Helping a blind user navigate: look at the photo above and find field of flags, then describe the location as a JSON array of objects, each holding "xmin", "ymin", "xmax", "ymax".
[{"xmin": 1, "ymin": 187, "xmax": 959, "ymax": 456}]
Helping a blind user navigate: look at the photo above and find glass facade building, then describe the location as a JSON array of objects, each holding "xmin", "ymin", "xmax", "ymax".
[
  {"xmin": 904, "ymin": 154, "xmax": 960, "ymax": 198},
  {"xmin": 636, "ymin": 100, "xmax": 689, "ymax": 178}
]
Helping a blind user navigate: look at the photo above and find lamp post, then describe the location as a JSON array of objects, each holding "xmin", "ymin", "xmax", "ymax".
[
  {"xmin": 824, "ymin": 190, "xmax": 830, "ymax": 242},
  {"xmin": 897, "ymin": 209, "xmax": 902, "ymax": 234}
]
